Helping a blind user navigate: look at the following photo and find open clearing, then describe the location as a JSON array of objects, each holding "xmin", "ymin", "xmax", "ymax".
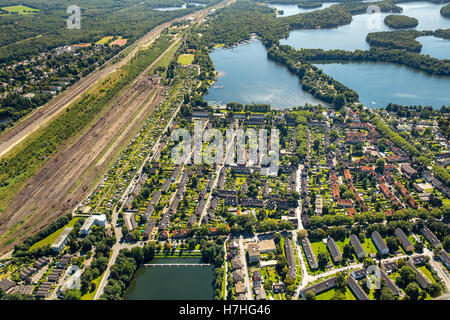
[
  {"xmin": 96, "ymin": 36, "xmax": 114, "ymax": 45},
  {"xmin": 178, "ymin": 53, "xmax": 195, "ymax": 65},
  {"xmin": 1, "ymin": 5, "xmax": 39, "ymax": 14}
]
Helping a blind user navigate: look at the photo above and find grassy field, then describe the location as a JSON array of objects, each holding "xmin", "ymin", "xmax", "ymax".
[
  {"xmin": 315, "ymin": 288, "xmax": 356, "ymax": 300},
  {"xmin": 81, "ymin": 273, "xmax": 104, "ymax": 300},
  {"xmin": 177, "ymin": 53, "xmax": 194, "ymax": 65},
  {"xmin": 1, "ymin": 5, "xmax": 39, "ymax": 15},
  {"xmin": 360, "ymin": 238, "xmax": 378, "ymax": 255},
  {"xmin": 96, "ymin": 36, "xmax": 114, "ymax": 45},
  {"xmin": 29, "ymin": 218, "xmax": 80, "ymax": 251},
  {"xmin": 418, "ymin": 265, "xmax": 437, "ymax": 284}
]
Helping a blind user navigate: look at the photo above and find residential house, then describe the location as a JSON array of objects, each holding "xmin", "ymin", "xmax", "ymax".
[
  {"xmin": 349, "ymin": 234, "xmax": 367, "ymax": 259},
  {"xmin": 327, "ymin": 237, "xmax": 342, "ymax": 263},
  {"xmin": 347, "ymin": 276, "xmax": 369, "ymax": 300},
  {"xmin": 371, "ymin": 231, "xmax": 389, "ymax": 255},
  {"xmin": 395, "ymin": 228, "xmax": 414, "ymax": 253},
  {"xmin": 421, "ymin": 226, "xmax": 442, "ymax": 249},
  {"xmin": 302, "ymin": 237, "xmax": 318, "ymax": 270},
  {"xmin": 300, "ymin": 277, "xmax": 337, "ymax": 298}
]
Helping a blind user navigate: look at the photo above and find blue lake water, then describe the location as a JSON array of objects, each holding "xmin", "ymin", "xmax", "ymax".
[
  {"xmin": 417, "ymin": 36, "xmax": 450, "ymax": 60},
  {"xmin": 280, "ymin": 1, "xmax": 450, "ymax": 54},
  {"xmin": 269, "ymin": 2, "xmax": 338, "ymax": 17},
  {"xmin": 314, "ymin": 61, "xmax": 450, "ymax": 108},
  {"xmin": 204, "ymin": 40, "xmax": 324, "ymax": 108}
]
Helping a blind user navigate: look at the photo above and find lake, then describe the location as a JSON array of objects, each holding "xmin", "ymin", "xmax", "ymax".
[
  {"xmin": 269, "ymin": 2, "xmax": 338, "ymax": 17},
  {"xmin": 314, "ymin": 61, "xmax": 450, "ymax": 108},
  {"xmin": 204, "ymin": 40, "xmax": 324, "ymax": 108},
  {"xmin": 124, "ymin": 257, "xmax": 215, "ymax": 300},
  {"xmin": 280, "ymin": 1, "xmax": 450, "ymax": 52},
  {"xmin": 417, "ymin": 36, "xmax": 450, "ymax": 60}
]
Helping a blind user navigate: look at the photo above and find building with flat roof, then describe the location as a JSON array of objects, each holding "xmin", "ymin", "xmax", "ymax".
[
  {"xmin": 80, "ymin": 214, "xmax": 107, "ymax": 236},
  {"xmin": 259, "ymin": 239, "xmax": 276, "ymax": 253},
  {"xmin": 51, "ymin": 227, "xmax": 73, "ymax": 253},
  {"xmin": 247, "ymin": 243, "xmax": 260, "ymax": 263}
]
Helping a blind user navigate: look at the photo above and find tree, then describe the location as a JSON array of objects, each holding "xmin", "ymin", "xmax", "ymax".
[
  {"xmin": 396, "ymin": 265, "xmax": 417, "ymax": 288},
  {"xmin": 385, "ymin": 236, "xmax": 399, "ymax": 252},
  {"xmin": 427, "ymin": 283, "xmax": 442, "ymax": 298},
  {"xmin": 343, "ymin": 244, "xmax": 353, "ymax": 259},
  {"xmin": 414, "ymin": 241, "xmax": 424, "ymax": 253},
  {"xmin": 375, "ymin": 158, "xmax": 385, "ymax": 173},
  {"xmin": 380, "ymin": 287, "xmax": 396, "ymax": 300},
  {"xmin": 333, "ymin": 94, "xmax": 346, "ymax": 110},
  {"xmin": 297, "ymin": 229, "xmax": 308, "ymax": 239},
  {"xmin": 317, "ymin": 252, "xmax": 329, "ymax": 269},
  {"xmin": 305, "ymin": 290, "xmax": 316, "ymax": 300},
  {"xmin": 64, "ymin": 289, "xmax": 82, "ymax": 300},
  {"xmin": 405, "ymin": 282, "xmax": 420, "ymax": 300}
]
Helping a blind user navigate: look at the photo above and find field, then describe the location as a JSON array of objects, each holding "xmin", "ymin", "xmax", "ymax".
[
  {"xmin": 1, "ymin": 5, "xmax": 39, "ymax": 15},
  {"xmin": 81, "ymin": 273, "xmax": 104, "ymax": 300},
  {"xmin": 315, "ymin": 288, "xmax": 356, "ymax": 300},
  {"xmin": 178, "ymin": 54, "xmax": 195, "ymax": 65},
  {"xmin": 29, "ymin": 218, "xmax": 80, "ymax": 251},
  {"xmin": 96, "ymin": 36, "xmax": 114, "ymax": 45}
]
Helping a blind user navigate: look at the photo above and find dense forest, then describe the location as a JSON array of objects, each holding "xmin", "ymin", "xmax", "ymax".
[
  {"xmin": 294, "ymin": 47, "xmax": 450, "ymax": 76},
  {"xmin": 383, "ymin": 15, "xmax": 419, "ymax": 29},
  {"xmin": 194, "ymin": 0, "xmax": 289, "ymax": 48},
  {"xmin": 366, "ymin": 30, "xmax": 433, "ymax": 53},
  {"xmin": 267, "ymin": 45, "xmax": 359, "ymax": 105},
  {"xmin": 0, "ymin": 0, "xmax": 220, "ymax": 64},
  {"xmin": 441, "ymin": 3, "xmax": 450, "ymax": 17}
]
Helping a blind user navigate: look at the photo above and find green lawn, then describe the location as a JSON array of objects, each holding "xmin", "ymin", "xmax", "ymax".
[
  {"xmin": 418, "ymin": 265, "xmax": 437, "ymax": 284},
  {"xmin": 311, "ymin": 240, "xmax": 328, "ymax": 257},
  {"xmin": 81, "ymin": 273, "xmax": 104, "ymax": 300},
  {"xmin": 29, "ymin": 218, "xmax": 80, "ymax": 251},
  {"xmin": 360, "ymin": 238, "xmax": 378, "ymax": 255},
  {"xmin": 96, "ymin": 36, "xmax": 114, "ymax": 45},
  {"xmin": 177, "ymin": 54, "xmax": 195, "ymax": 65},
  {"xmin": 315, "ymin": 288, "xmax": 356, "ymax": 300},
  {"xmin": 1, "ymin": 5, "xmax": 39, "ymax": 14}
]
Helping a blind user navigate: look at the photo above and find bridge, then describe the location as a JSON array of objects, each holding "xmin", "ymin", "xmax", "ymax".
[{"xmin": 143, "ymin": 263, "xmax": 211, "ymax": 267}]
